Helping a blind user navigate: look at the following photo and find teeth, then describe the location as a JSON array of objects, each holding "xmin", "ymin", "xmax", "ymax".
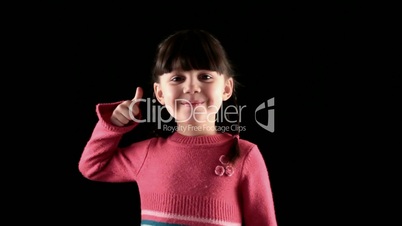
[{"xmin": 181, "ymin": 102, "xmax": 203, "ymax": 105}]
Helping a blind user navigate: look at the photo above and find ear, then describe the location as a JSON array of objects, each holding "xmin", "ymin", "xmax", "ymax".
[
  {"xmin": 222, "ymin": 78, "xmax": 234, "ymax": 101},
  {"xmin": 153, "ymin": 82, "xmax": 165, "ymax": 105}
]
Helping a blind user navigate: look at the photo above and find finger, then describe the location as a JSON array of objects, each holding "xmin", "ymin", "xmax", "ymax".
[
  {"xmin": 132, "ymin": 87, "xmax": 143, "ymax": 101},
  {"xmin": 111, "ymin": 113, "xmax": 129, "ymax": 127}
]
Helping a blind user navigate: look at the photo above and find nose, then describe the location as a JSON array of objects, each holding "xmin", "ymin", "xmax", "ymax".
[{"xmin": 183, "ymin": 79, "xmax": 201, "ymax": 94}]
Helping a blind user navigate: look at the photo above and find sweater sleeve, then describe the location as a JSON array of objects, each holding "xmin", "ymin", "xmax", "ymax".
[
  {"xmin": 78, "ymin": 102, "xmax": 151, "ymax": 182},
  {"xmin": 240, "ymin": 145, "xmax": 278, "ymax": 226}
]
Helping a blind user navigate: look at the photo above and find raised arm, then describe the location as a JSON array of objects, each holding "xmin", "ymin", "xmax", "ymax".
[{"xmin": 79, "ymin": 88, "xmax": 150, "ymax": 182}]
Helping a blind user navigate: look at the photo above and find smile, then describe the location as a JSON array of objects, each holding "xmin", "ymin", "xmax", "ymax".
[{"xmin": 180, "ymin": 101, "xmax": 205, "ymax": 107}]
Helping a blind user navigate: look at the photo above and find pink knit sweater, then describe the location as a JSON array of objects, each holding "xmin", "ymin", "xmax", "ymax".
[{"xmin": 79, "ymin": 102, "xmax": 277, "ymax": 226}]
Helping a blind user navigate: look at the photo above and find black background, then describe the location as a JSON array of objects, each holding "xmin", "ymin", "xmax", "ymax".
[{"xmin": 6, "ymin": 2, "xmax": 401, "ymax": 225}]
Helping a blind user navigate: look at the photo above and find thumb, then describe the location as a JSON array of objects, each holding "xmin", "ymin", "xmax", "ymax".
[{"xmin": 132, "ymin": 87, "xmax": 143, "ymax": 102}]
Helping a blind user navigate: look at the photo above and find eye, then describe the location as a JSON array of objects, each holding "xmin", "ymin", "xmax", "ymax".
[
  {"xmin": 199, "ymin": 74, "xmax": 212, "ymax": 81},
  {"xmin": 170, "ymin": 75, "xmax": 185, "ymax": 82}
]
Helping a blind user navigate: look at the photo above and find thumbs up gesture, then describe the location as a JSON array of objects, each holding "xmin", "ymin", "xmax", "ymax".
[{"xmin": 110, "ymin": 87, "xmax": 143, "ymax": 126}]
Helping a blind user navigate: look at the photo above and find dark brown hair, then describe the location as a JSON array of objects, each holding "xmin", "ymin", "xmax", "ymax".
[
  {"xmin": 151, "ymin": 29, "xmax": 241, "ymax": 163},
  {"xmin": 151, "ymin": 29, "xmax": 234, "ymax": 81}
]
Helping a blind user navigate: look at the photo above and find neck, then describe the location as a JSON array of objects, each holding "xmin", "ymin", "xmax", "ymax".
[{"xmin": 175, "ymin": 123, "xmax": 217, "ymax": 136}]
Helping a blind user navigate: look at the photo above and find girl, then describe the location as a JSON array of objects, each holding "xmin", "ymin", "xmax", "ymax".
[{"xmin": 79, "ymin": 29, "xmax": 277, "ymax": 226}]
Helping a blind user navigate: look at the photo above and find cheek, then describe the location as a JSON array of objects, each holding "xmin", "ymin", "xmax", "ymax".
[
  {"xmin": 211, "ymin": 87, "xmax": 224, "ymax": 101},
  {"xmin": 207, "ymin": 89, "xmax": 224, "ymax": 111},
  {"xmin": 162, "ymin": 88, "xmax": 178, "ymax": 102}
]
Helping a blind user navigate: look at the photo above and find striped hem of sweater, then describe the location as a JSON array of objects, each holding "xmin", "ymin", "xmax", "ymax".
[{"xmin": 141, "ymin": 210, "xmax": 241, "ymax": 226}]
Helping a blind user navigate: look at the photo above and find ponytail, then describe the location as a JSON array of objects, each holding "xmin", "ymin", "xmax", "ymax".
[{"xmin": 226, "ymin": 93, "xmax": 241, "ymax": 163}]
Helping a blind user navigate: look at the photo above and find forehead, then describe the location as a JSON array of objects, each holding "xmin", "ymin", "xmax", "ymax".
[{"xmin": 162, "ymin": 69, "xmax": 224, "ymax": 76}]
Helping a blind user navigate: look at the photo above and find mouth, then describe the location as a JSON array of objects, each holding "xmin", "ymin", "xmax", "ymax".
[{"xmin": 180, "ymin": 100, "xmax": 205, "ymax": 107}]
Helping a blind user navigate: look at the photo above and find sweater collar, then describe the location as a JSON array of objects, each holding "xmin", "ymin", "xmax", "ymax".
[{"xmin": 168, "ymin": 132, "xmax": 233, "ymax": 145}]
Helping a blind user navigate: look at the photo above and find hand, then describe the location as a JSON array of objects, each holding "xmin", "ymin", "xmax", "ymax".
[{"xmin": 110, "ymin": 87, "xmax": 143, "ymax": 126}]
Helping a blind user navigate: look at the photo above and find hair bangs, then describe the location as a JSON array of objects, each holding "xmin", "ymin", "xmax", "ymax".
[
  {"xmin": 156, "ymin": 42, "xmax": 223, "ymax": 74},
  {"xmin": 152, "ymin": 30, "xmax": 232, "ymax": 82}
]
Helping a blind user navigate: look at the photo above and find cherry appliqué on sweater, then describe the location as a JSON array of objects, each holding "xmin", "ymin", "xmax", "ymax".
[{"xmin": 215, "ymin": 155, "xmax": 234, "ymax": 176}]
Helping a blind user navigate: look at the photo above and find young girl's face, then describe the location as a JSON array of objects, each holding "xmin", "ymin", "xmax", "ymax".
[{"xmin": 154, "ymin": 69, "xmax": 233, "ymax": 127}]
